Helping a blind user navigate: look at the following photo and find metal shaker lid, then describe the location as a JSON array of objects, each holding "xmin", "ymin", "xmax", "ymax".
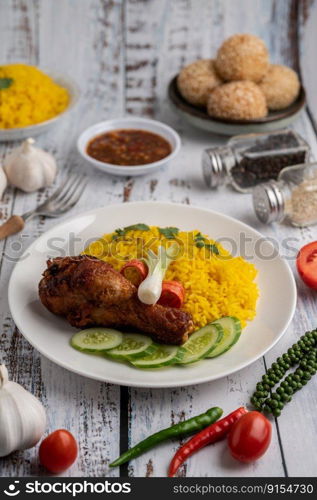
[
  {"xmin": 202, "ymin": 146, "xmax": 232, "ymax": 189},
  {"xmin": 252, "ymin": 181, "xmax": 285, "ymax": 224}
]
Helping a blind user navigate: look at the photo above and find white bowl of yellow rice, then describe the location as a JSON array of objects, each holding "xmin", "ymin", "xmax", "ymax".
[{"xmin": 0, "ymin": 64, "xmax": 79, "ymax": 141}]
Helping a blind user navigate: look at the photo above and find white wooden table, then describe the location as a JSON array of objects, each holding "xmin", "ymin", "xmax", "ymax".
[{"xmin": 1, "ymin": 0, "xmax": 317, "ymax": 478}]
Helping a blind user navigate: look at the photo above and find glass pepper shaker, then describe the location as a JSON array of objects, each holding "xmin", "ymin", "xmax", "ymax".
[
  {"xmin": 253, "ymin": 162, "xmax": 317, "ymax": 227},
  {"xmin": 202, "ymin": 129, "xmax": 311, "ymax": 193}
]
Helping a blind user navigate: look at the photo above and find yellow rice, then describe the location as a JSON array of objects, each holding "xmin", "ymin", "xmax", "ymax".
[
  {"xmin": 0, "ymin": 64, "xmax": 69, "ymax": 128},
  {"xmin": 84, "ymin": 226, "xmax": 259, "ymax": 329}
]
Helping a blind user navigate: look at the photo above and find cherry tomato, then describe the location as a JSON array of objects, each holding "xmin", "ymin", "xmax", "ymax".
[
  {"xmin": 39, "ymin": 429, "xmax": 78, "ymax": 473},
  {"xmin": 296, "ymin": 241, "xmax": 317, "ymax": 289},
  {"xmin": 227, "ymin": 411, "xmax": 272, "ymax": 463},
  {"xmin": 158, "ymin": 280, "xmax": 185, "ymax": 308}
]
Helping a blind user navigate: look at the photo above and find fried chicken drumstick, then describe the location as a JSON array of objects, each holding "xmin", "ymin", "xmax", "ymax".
[{"xmin": 39, "ymin": 255, "xmax": 194, "ymax": 345}]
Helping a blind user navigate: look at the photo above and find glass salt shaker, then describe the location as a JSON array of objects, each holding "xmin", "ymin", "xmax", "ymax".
[
  {"xmin": 253, "ymin": 162, "xmax": 317, "ymax": 227},
  {"xmin": 202, "ymin": 129, "xmax": 310, "ymax": 193}
]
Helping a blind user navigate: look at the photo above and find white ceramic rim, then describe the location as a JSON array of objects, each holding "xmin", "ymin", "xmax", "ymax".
[
  {"xmin": 77, "ymin": 117, "xmax": 181, "ymax": 175},
  {"xmin": 8, "ymin": 202, "xmax": 297, "ymax": 388}
]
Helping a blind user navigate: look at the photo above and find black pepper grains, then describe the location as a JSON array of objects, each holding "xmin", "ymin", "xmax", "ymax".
[
  {"xmin": 231, "ymin": 133, "xmax": 307, "ymax": 189},
  {"xmin": 251, "ymin": 329, "xmax": 317, "ymax": 417},
  {"xmin": 202, "ymin": 129, "xmax": 310, "ymax": 193}
]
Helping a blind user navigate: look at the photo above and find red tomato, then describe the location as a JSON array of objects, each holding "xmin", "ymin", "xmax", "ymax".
[
  {"xmin": 296, "ymin": 241, "xmax": 317, "ymax": 289},
  {"xmin": 227, "ymin": 411, "xmax": 272, "ymax": 463},
  {"xmin": 120, "ymin": 259, "xmax": 148, "ymax": 287},
  {"xmin": 39, "ymin": 429, "xmax": 78, "ymax": 473},
  {"xmin": 158, "ymin": 280, "xmax": 185, "ymax": 308}
]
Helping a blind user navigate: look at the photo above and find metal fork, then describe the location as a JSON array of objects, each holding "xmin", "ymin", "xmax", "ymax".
[{"xmin": 0, "ymin": 173, "xmax": 88, "ymax": 240}]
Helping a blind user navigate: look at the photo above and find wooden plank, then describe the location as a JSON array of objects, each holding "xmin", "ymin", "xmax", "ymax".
[
  {"xmin": 298, "ymin": 0, "xmax": 317, "ymax": 128},
  {"xmin": 126, "ymin": 0, "xmax": 309, "ymax": 478},
  {"xmin": 0, "ymin": 0, "xmax": 125, "ymax": 477},
  {"xmin": 250, "ymin": 109, "xmax": 317, "ymax": 478},
  {"xmin": 0, "ymin": 0, "xmax": 43, "ymax": 477},
  {"xmin": 263, "ymin": 0, "xmax": 317, "ymax": 477}
]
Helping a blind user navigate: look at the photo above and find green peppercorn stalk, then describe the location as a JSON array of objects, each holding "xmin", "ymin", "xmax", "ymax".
[{"xmin": 251, "ymin": 329, "xmax": 317, "ymax": 417}]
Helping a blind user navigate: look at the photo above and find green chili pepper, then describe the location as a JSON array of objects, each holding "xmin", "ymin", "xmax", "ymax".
[{"xmin": 110, "ymin": 406, "xmax": 223, "ymax": 467}]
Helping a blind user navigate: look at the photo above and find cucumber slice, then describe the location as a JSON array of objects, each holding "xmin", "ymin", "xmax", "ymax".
[
  {"xmin": 106, "ymin": 333, "xmax": 155, "ymax": 360},
  {"xmin": 71, "ymin": 328, "xmax": 123, "ymax": 353},
  {"xmin": 130, "ymin": 344, "xmax": 183, "ymax": 369},
  {"xmin": 178, "ymin": 323, "xmax": 223, "ymax": 364},
  {"xmin": 206, "ymin": 316, "xmax": 242, "ymax": 358}
]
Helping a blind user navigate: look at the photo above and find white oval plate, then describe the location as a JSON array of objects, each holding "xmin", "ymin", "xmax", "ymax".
[{"xmin": 8, "ymin": 202, "xmax": 296, "ymax": 388}]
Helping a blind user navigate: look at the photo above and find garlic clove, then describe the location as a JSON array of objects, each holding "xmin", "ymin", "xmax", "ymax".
[
  {"xmin": 0, "ymin": 364, "xmax": 46, "ymax": 457},
  {"xmin": 0, "ymin": 166, "xmax": 7, "ymax": 200},
  {"xmin": 4, "ymin": 138, "xmax": 57, "ymax": 193},
  {"xmin": 21, "ymin": 137, "xmax": 35, "ymax": 153},
  {"xmin": 0, "ymin": 364, "xmax": 9, "ymax": 387}
]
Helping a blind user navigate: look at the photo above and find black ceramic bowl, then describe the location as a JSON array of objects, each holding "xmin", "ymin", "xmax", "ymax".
[{"xmin": 168, "ymin": 75, "xmax": 306, "ymax": 135}]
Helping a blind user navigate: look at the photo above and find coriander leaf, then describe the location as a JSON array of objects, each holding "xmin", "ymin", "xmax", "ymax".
[
  {"xmin": 124, "ymin": 223, "xmax": 150, "ymax": 232},
  {"xmin": 195, "ymin": 241, "xmax": 205, "ymax": 249},
  {"xmin": 112, "ymin": 223, "xmax": 150, "ymax": 240},
  {"xmin": 194, "ymin": 232, "xmax": 206, "ymax": 242},
  {"xmin": 205, "ymin": 243, "xmax": 219, "ymax": 255},
  {"xmin": 112, "ymin": 228, "xmax": 126, "ymax": 240},
  {"xmin": 195, "ymin": 235, "xmax": 219, "ymax": 253},
  {"xmin": 159, "ymin": 227, "xmax": 179, "ymax": 239},
  {"xmin": 0, "ymin": 77, "xmax": 13, "ymax": 90}
]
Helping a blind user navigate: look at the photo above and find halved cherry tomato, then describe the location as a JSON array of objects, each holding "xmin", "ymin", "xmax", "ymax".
[
  {"xmin": 39, "ymin": 429, "xmax": 78, "ymax": 473},
  {"xmin": 296, "ymin": 241, "xmax": 317, "ymax": 289},
  {"xmin": 228, "ymin": 411, "xmax": 271, "ymax": 463},
  {"xmin": 120, "ymin": 259, "xmax": 148, "ymax": 287},
  {"xmin": 157, "ymin": 280, "xmax": 185, "ymax": 308}
]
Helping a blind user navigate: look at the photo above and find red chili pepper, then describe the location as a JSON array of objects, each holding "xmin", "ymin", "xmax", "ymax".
[
  {"xmin": 168, "ymin": 406, "xmax": 247, "ymax": 477},
  {"xmin": 120, "ymin": 259, "xmax": 148, "ymax": 287},
  {"xmin": 158, "ymin": 280, "xmax": 185, "ymax": 308}
]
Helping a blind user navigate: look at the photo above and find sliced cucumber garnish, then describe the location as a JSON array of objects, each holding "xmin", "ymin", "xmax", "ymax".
[
  {"xmin": 178, "ymin": 323, "xmax": 223, "ymax": 364},
  {"xmin": 71, "ymin": 328, "xmax": 123, "ymax": 353},
  {"xmin": 130, "ymin": 345, "xmax": 183, "ymax": 369},
  {"xmin": 206, "ymin": 316, "xmax": 241, "ymax": 358},
  {"xmin": 106, "ymin": 333, "xmax": 155, "ymax": 360}
]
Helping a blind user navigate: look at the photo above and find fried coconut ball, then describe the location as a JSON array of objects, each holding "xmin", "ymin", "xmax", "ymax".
[
  {"xmin": 259, "ymin": 64, "xmax": 300, "ymax": 110},
  {"xmin": 177, "ymin": 59, "xmax": 222, "ymax": 106},
  {"xmin": 215, "ymin": 34, "xmax": 269, "ymax": 82},
  {"xmin": 207, "ymin": 81, "xmax": 267, "ymax": 121}
]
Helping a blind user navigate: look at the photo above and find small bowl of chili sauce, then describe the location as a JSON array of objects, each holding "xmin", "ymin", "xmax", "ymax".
[{"xmin": 77, "ymin": 118, "xmax": 181, "ymax": 176}]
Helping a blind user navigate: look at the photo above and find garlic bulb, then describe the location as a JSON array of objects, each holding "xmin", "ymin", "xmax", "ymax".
[
  {"xmin": 4, "ymin": 138, "xmax": 57, "ymax": 193},
  {"xmin": 0, "ymin": 166, "xmax": 7, "ymax": 199},
  {"xmin": 0, "ymin": 364, "xmax": 46, "ymax": 457}
]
